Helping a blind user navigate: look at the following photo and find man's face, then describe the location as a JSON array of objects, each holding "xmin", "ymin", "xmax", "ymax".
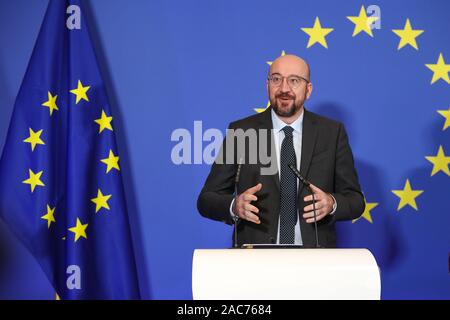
[{"xmin": 267, "ymin": 59, "xmax": 312, "ymax": 118}]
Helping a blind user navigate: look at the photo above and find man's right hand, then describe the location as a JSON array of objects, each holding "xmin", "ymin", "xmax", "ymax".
[{"xmin": 233, "ymin": 183, "xmax": 262, "ymax": 224}]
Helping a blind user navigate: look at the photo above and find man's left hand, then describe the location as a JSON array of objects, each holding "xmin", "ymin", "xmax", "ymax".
[{"xmin": 303, "ymin": 184, "xmax": 335, "ymax": 223}]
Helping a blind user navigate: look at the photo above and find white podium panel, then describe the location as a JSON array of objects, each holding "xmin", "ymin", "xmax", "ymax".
[{"xmin": 192, "ymin": 249, "xmax": 381, "ymax": 300}]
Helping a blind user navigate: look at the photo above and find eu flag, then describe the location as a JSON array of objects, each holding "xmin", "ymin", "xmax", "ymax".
[{"xmin": 0, "ymin": 0, "xmax": 140, "ymax": 299}]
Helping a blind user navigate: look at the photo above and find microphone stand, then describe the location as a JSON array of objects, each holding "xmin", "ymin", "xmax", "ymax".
[
  {"xmin": 310, "ymin": 190, "xmax": 319, "ymax": 248},
  {"xmin": 288, "ymin": 164, "xmax": 320, "ymax": 248},
  {"xmin": 233, "ymin": 159, "xmax": 243, "ymax": 248}
]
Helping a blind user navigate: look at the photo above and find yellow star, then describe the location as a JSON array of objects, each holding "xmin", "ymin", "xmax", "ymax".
[
  {"xmin": 267, "ymin": 50, "xmax": 286, "ymax": 66},
  {"xmin": 352, "ymin": 200, "xmax": 378, "ymax": 224},
  {"xmin": 41, "ymin": 205, "xmax": 56, "ymax": 228},
  {"xmin": 23, "ymin": 128, "xmax": 45, "ymax": 151},
  {"xmin": 91, "ymin": 189, "xmax": 112, "ymax": 213},
  {"xmin": 347, "ymin": 5, "xmax": 379, "ymax": 37},
  {"xmin": 94, "ymin": 110, "xmax": 113, "ymax": 133},
  {"xmin": 425, "ymin": 53, "xmax": 450, "ymax": 85},
  {"xmin": 301, "ymin": 17, "xmax": 334, "ymax": 49},
  {"xmin": 437, "ymin": 107, "xmax": 450, "ymax": 130},
  {"xmin": 101, "ymin": 150, "xmax": 120, "ymax": 173},
  {"xmin": 392, "ymin": 19, "xmax": 424, "ymax": 50},
  {"xmin": 425, "ymin": 145, "xmax": 450, "ymax": 176},
  {"xmin": 70, "ymin": 80, "xmax": 90, "ymax": 104},
  {"xmin": 22, "ymin": 169, "xmax": 45, "ymax": 193},
  {"xmin": 254, "ymin": 101, "xmax": 270, "ymax": 114},
  {"xmin": 392, "ymin": 179, "xmax": 424, "ymax": 211},
  {"xmin": 68, "ymin": 218, "xmax": 88, "ymax": 242},
  {"xmin": 41, "ymin": 91, "xmax": 59, "ymax": 116}
]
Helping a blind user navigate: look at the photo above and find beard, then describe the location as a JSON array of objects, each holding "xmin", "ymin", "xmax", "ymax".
[{"xmin": 270, "ymin": 93, "xmax": 303, "ymax": 117}]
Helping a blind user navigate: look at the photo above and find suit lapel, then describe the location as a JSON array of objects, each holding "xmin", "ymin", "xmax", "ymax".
[
  {"xmin": 257, "ymin": 107, "xmax": 279, "ymax": 192},
  {"xmin": 299, "ymin": 109, "xmax": 318, "ymax": 195}
]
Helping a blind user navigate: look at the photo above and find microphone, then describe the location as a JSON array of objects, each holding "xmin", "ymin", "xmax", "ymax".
[
  {"xmin": 288, "ymin": 164, "xmax": 320, "ymax": 248},
  {"xmin": 233, "ymin": 158, "xmax": 243, "ymax": 248},
  {"xmin": 288, "ymin": 164, "xmax": 310, "ymax": 187}
]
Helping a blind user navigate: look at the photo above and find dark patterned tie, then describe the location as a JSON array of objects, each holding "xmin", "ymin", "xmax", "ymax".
[{"xmin": 279, "ymin": 126, "xmax": 297, "ymax": 244}]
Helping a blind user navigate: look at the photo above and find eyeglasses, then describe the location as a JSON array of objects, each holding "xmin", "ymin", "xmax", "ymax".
[{"xmin": 268, "ymin": 73, "xmax": 310, "ymax": 89}]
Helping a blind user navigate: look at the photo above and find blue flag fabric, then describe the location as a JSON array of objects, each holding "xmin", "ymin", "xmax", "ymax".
[{"xmin": 0, "ymin": 0, "xmax": 140, "ymax": 299}]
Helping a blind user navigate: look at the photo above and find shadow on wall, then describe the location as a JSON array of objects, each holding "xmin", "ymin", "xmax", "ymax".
[
  {"xmin": 0, "ymin": 70, "xmax": 16, "ymax": 294},
  {"xmin": 0, "ymin": 221, "xmax": 12, "ymax": 295},
  {"xmin": 0, "ymin": 61, "xmax": 14, "ymax": 151},
  {"xmin": 313, "ymin": 101, "xmax": 408, "ymax": 278},
  {"xmin": 312, "ymin": 101, "xmax": 450, "ymax": 299},
  {"xmin": 0, "ymin": 220, "xmax": 54, "ymax": 299}
]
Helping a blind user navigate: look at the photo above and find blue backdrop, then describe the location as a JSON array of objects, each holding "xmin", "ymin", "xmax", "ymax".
[{"xmin": 0, "ymin": 0, "xmax": 449, "ymax": 299}]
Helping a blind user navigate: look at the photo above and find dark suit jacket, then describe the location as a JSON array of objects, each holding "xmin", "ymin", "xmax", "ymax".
[{"xmin": 197, "ymin": 107, "xmax": 365, "ymax": 248}]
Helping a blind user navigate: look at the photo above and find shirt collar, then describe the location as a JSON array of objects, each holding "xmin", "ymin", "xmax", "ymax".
[{"xmin": 271, "ymin": 108, "xmax": 304, "ymax": 134}]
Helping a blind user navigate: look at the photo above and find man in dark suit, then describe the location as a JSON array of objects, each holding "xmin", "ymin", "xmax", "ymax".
[{"xmin": 197, "ymin": 54, "xmax": 365, "ymax": 248}]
